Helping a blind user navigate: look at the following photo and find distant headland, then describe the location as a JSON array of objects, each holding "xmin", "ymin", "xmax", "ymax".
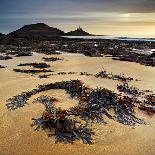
[{"xmin": 6, "ymin": 23, "xmax": 93, "ymax": 38}]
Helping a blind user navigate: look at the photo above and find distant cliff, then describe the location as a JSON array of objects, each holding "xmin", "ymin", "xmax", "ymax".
[{"xmin": 7, "ymin": 23, "xmax": 93, "ymax": 39}]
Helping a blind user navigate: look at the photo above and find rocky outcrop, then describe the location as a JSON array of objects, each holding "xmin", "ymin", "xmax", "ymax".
[{"xmin": 8, "ymin": 23, "xmax": 65, "ymax": 38}]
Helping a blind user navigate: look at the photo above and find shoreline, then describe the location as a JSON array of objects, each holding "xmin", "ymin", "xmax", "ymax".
[{"xmin": 63, "ymin": 35, "xmax": 155, "ymax": 42}]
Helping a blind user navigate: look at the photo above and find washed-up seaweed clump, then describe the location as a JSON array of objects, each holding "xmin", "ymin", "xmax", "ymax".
[
  {"xmin": 15, "ymin": 51, "xmax": 33, "ymax": 57},
  {"xmin": 6, "ymin": 92, "xmax": 30, "ymax": 110},
  {"xmin": 38, "ymin": 74, "xmax": 52, "ymax": 79},
  {"xmin": 43, "ymin": 72, "xmax": 77, "ymax": 76},
  {"xmin": 139, "ymin": 94, "xmax": 155, "ymax": 114},
  {"xmin": 31, "ymin": 95, "xmax": 94, "ymax": 144},
  {"xmin": 0, "ymin": 55, "xmax": 12, "ymax": 60},
  {"xmin": 117, "ymin": 83, "xmax": 143, "ymax": 96},
  {"xmin": 112, "ymin": 53, "xmax": 155, "ymax": 67},
  {"xmin": 6, "ymin": 80, "xmax": 145, "ymax": 125},
  {"xmin": 57, "ymin": 72, "xmax": 67, "ymax": 75},
  {"xmin": 43, "ymin": 57, "xmax": 63, "ymax": 62},
  {"xmin": 95, "ymin": 70, "xmax": 109, "ymax": 78},
  {"xmin": 6, "ymin": 89, "xmax": 40, "ymax": 110},
  {"xmin": 0, "ymin": 65, "xmax": 6, "ymax": 68},
  {"xmin": 13, "ymin": 68, "xmax": 53, "ymax": 74},
  {"xmin": 63, "ymin": 80, "xmax": 144, "ymax": 126},
  {"xmin": 6, "ymin": 80, "xmax": 148, "ymax": 144},
  {"xmin": 68, "ymin": 72, "xmax": 77, "ymax": 75},
  {"xmin": 96, "ymin": 69, "xmax": 134, "ymax": 82},
  {"xmin": 80, "ymin": 72, "xmax": 93, "ymax": 76},
  {"xmin": 18, "ymin": 62, "xmax": 50, "ymax": 68}
]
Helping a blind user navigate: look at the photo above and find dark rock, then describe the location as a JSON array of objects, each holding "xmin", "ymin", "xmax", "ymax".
[
  {"xmin": 66, "ymin": 26, "xmax": 92, "ymax": 36},
  {"xmin": 8, "ymin": 23, "xmax": 65, "ymax": 38}
]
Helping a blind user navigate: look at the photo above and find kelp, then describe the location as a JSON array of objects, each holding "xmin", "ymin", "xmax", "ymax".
[
  {"xmin": 96, "ymin": 69, "xmax": 134, "ymax": 82},
  {"xmin": 139, "ymin": 94, "xmax": 155, "ymax": 114},
  {"xmin": 18, "ymin": 62, "xmax": 50, "ymax": 68},
  {"xmin": 32, "ymin": 95, "xmax": 94, "ymax": 144},
  {"xmin": 6, "ymin": 80, "xmax": 148, "ymax": 144},
  {"xmin": 6, "ymin": 80, "xmax": 145, "ymax": 125},
  {"xmin": 13, "ymin": 68, "xmax": 53, "ymax": 74}
]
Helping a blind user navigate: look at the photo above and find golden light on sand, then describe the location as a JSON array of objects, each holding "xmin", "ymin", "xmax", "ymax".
[{"xmin": 0, "ymin": 52, "xmax": 155, "ymax": 155}]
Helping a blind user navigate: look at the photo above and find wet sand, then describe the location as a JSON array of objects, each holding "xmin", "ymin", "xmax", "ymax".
[{"xmin": 0, "ymin": 53, "xmax": 155, "ymax": 155}]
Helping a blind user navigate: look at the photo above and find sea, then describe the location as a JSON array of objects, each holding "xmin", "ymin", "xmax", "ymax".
[{"xmin": 63, "ymin": 36, "xmax": 155, "ymax": 42}]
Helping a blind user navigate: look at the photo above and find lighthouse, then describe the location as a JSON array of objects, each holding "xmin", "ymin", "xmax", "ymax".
[{"xmin": 77, "ymin": 26, "xmax": 82, "ymax": 30}]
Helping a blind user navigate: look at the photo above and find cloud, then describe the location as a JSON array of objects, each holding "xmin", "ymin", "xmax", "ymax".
[
  {"xmin": 1, "ymin": 0, "xmax": 155, "ymax": 14},
  {"xmin": 0, "ymin": 0, "xmax": 155, "ymax": 35}
]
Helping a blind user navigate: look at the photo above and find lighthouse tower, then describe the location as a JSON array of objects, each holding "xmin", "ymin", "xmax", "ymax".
[{"xmin": 77, "ymin": 26, "xmax": 82, "ymax": 30}]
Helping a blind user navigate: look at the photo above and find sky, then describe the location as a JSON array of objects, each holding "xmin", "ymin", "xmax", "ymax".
[{"xmin": 0, "ymin": 0, "xmax": 155, "ymax": 37}]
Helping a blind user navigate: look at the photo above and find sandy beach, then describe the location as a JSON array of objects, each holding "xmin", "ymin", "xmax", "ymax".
[{"xmin": 0, "ymin": 53, "xmax": 155, "ymax": 155}]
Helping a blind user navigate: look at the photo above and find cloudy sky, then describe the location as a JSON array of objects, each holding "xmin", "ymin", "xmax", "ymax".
[{"xmin": 0, "ymin": 0, "xmax": 155, "ymax": 37}]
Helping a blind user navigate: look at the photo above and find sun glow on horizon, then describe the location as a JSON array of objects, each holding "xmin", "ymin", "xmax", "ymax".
[{"xmin": 124, "ymin": 13, "xmax": 130, "ymax": 18}]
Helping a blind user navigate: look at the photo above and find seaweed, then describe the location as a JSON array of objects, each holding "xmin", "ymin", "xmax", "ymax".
[
  {"xmin": 117, "ymin": 83, "xmax": 143, "ymax": 96},
  {"xmin": 31, "ymin": 95, "xmax": 94, "ymax": 144},
  {"xmin": 43, "ymin": 57, "xmax": 63, "ymax": 62},
  {"xmin": 18, "ymin": 62, "xmax": 50, "ymax": 68},
  {"xmin": 139, "ymin": 94, "xmax": 155, "ymax": 114},
  {"xmin": 13, "ymin": 68, "xmax": 53, "ymax": 74},
  {"xmin": 96, "ymin": 69, "xmax": 134, "ymax": 82},
  {"xmin": 6, "ymin": 80, "xmax": 148, "ymax": 144}
]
